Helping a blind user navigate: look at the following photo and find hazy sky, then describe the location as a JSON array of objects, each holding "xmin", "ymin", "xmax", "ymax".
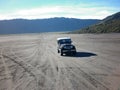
[{"xmin": 0, "ymin": 0, "xmax": 120, "ymax": 20}]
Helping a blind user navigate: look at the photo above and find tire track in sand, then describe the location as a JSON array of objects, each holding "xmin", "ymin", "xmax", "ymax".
[
  {"xmin": 7, "ymin": 41, "xmax": 55, "ymax": 90},
  {"xmin": 0, "ymin": 48, "xmax": 14, "ymax": 90}
]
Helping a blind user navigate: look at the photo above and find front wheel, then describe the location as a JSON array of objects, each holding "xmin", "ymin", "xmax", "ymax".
[
  {"xmin": 73, "ymin": 51, "xmax": 76, "ymax": 56},
  {"xmin": 58, "ymin": 50, "xmax": 60, "ymax": 53},
  {"xmin": 61, "ymin": 52, "xmax": 63, "ymax": 56}
]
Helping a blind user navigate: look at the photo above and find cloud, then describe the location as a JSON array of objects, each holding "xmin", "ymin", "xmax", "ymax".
[{"xmin": 0, "ymin": 6, "xmax": 118, "ymax": 20}]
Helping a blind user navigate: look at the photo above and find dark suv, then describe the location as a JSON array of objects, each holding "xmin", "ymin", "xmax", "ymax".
[{"xmin": 57, "ymin": 37, "xmax": 76, "ymax": 56}]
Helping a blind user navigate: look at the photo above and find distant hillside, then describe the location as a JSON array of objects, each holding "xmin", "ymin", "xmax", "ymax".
[
  {"xmin": 0, "ymin": 17, "xmax": 100, "ymax": 34},
  {"xmin": 72, "ymin": 12, "xmax": 120, "ymax": 33}
]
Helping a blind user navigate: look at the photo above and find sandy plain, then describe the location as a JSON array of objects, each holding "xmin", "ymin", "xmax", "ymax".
[{"xmin": 0, "ymin": 33, "xmax": 120, "ymax": 90}]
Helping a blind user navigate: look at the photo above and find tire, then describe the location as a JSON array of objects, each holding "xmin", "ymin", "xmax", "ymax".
[
  {"xmin": 61, "ymin": 52, "xmax": 63, "ymax": 56},
  {"xmin": 58, "ymin": 50, "xmax": 60, "ymax": 53},
  {"xmin": 73, "ymin": 51, "xmax": 76, "ymax": 56}
]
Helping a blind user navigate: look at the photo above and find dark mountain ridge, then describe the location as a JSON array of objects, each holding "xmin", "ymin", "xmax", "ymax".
[
  {"xmin": 102, "ymin": 12, "xmax": 120, "ymax": 22},
  {"xmin": 72, "ymin": 12, "xmax": 120, "ymax": 33},
  {"xmin": 0, "ymin": 17, "xmax": 100, "ymax": 34}
]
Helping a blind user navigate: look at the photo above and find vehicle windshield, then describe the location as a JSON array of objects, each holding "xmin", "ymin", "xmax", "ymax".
[{"xmin": 58, "ymin": 39, "xmax": 71, "ymax": 45}]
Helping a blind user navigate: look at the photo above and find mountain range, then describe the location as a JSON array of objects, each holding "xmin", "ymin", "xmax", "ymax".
[
  {"xmin": 0, "ymin": 17, "xmax": 100, "ymax": 34},
  {"xmin": 72, "ymin": 12, "xmax": 120, "ymax": 33}
]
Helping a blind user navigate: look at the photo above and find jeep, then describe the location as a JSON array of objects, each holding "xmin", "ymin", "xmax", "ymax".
[{"xmin": 57, "ymin": 37, "xmax": 76, "ymax": 56}]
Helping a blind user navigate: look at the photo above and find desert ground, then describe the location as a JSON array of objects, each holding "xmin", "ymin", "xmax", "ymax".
[{"xmin": 0, "ymin": 33, "xmax": 120, "ymax": 90}]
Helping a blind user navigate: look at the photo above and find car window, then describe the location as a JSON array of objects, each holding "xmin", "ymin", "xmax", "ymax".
[{"xmin": 58, "ymin": 39, "xmax": 71, "ymax": 44}]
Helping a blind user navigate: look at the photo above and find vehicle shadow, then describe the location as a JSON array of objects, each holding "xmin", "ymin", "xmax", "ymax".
[
  {"xmin": 75, "ymin": 52, "xmax": 97, "ymax": 57},
  {"xmin": 64, "ymin": 52, "xmax": 97, "ymax": 57}
]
